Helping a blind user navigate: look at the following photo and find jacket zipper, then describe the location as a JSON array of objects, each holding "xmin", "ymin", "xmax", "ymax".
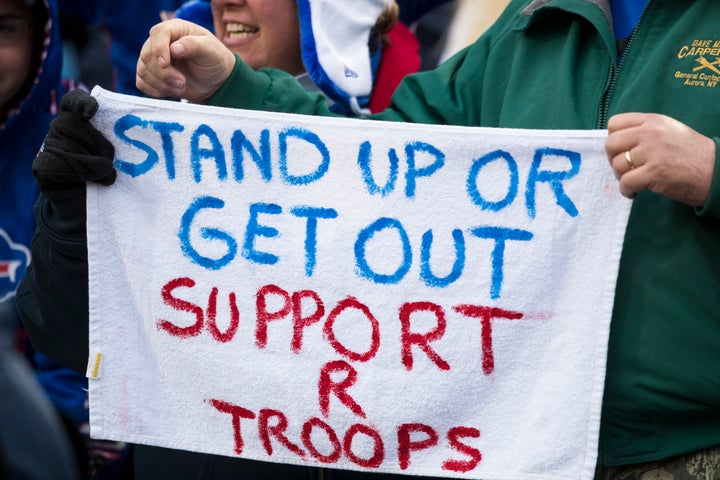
[{"xmin": 598, "ymin": 0, "xmax": 654, "ymax": 128}]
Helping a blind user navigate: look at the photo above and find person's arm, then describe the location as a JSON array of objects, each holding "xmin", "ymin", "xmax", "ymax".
[
  {"xmin": 135, "ymin": 17, "xmax": 486, "ymax": 126},
  {"xmin": 16, "ymin": 196, "xmax": 90, "ymax": 374},
  {"xmin": 206, "ymin": 55, "xmax": 342, "ymax": 116},
  {"xmin": 16, "ymin": 91, "xmax": 116, "ymax": 374},
  {"xmin": 203, "ymin": 41, "xmax": 484, "ymax": 128}
]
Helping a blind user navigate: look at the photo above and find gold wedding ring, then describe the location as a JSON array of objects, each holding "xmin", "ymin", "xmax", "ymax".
[{"xmin": 624, "ymin": 150, "xmax": 636, "ymax": 170}]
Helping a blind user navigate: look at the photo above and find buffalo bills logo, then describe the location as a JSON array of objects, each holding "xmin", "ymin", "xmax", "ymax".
[
  {"xmin": 344, "ymin": 65, "xmax": 359, "ymax": 79},
  {"xmin": 0, "ymin": 229, "xmax": 30, "ymax": 302}
]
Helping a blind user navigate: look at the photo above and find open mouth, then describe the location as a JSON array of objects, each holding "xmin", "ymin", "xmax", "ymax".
[{"xmin": 225, "ymin": 22, "xmax": 259, "ymax": 39}]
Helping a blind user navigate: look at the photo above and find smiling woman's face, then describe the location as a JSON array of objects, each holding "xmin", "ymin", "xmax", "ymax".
[{"xmin": 211, "ymin": 0, "xmax": 304, "ymax": 76}]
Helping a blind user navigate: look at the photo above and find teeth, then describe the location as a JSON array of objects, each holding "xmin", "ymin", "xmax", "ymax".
[
  {"xmin": 228, "ymin": 31, "xmax": 253, "ymax": 39},
  {"xmin": 226, "ymin": 22, "xmax": 258, "ymax": 38}
]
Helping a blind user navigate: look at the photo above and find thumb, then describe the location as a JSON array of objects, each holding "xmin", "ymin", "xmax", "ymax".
[
  {"xmin": 169, "ymin": 33, "xmax": 230, "ymax": 67},
  {"xmin": 146, "ymin": 18, "xmax": 211, "ymax": 67},
  {"xmin": 60, "ymin": 89, "xmax": 99, "ymax": 120},
  {"xmin": 170, "ymin": 39, "xmax": 190, "ymax": 59}
]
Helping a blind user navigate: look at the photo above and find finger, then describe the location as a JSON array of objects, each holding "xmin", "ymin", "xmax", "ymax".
[
  {"xmin": 136, "ymin": 53, "xmax": 187, "ymax": 98},
  {"xmin": 45, "ymin": 113, "xmax": 114, "ymax": 158},
  {"xmin": 621, "ymin": 149, "xmax": 640, "ymax": 174},
  {"xmin": 146, "ymin": 18, "xmax": 212, "ymax": 66},
  {"xmin": 605, "ymin": 128, "xmax": 639, "ymax": 166},
  {"xmin": 145, "ymin": 19, "xmax": 186, "ymax": 68},
  {"xmin": 168, "ymin": 37, "xmax": 204, "ymax": 65},
  {"xmin": 166, "ymin": 33, "xmax": 231, "ymax": 66},
  {"xmin": 136, "ymin": 68, "xmax": 186, "ymax": 98},
  {"xmin": 608, "ymin": 150, "xmax": 633, "ymax": 179},
  {"xmin": 136, "ymin": 20, "xmax": 207, "ymax": 97},
  {"xmin": 34, "ymin": 150, "xmax": 116, "ymax": 185},
  {"xmin": 607, "ymin": 112, "xmax": 646, "ymax": 134},
  {"xmin": 60, "ymin": 89, "xmax": 99, "ymax": 119},
  {"xmin": 617, "ymin": 169, "xmax": 645, "ymax": 200}
]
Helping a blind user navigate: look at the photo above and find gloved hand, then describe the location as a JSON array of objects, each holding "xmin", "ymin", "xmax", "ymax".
[{"xmin": 33, "ymin": 89, "xmax": 116, "ymax": 203}]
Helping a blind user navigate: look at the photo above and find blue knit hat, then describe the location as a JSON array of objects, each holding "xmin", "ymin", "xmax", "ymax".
[
  {"xmin": 297, "ymin": 0, "xmax": 453, "ymax": 115},
  {"xmin": 296, "ymin": 0, "xmax": 393, "ymax": 115}
]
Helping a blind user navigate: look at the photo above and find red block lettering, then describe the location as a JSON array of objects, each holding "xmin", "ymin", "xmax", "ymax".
[
  {"xmin": 443, "ymin": 426, "xmax": 481, "ymax": 473},
  {"xmin": 158, "ymin": 277, "xmax": 203, "ymax": 338},
  {"xmin": 206, "ymin": 287, "xmax": 240, "ymax": 343},
  {"xmin": 343, "ymin": 424, "xmax": 385, "ymax": 469},
  {"xmin": 255, "ymin": 284, "xmax": 292, "ymax": 348},
  {"xmin": 291, "ymin": 289, "xmax": 324, "ymax": 353},
  {"xmin": 324, "ymin": 296, "xmax": 380, "ymax": 362},
  {"xmin": 301, "ymin": 417, "xmax": 342, "ymax": 463},
  {"xmin": 453, "ymin": 305, "xmax": 524, "ymax": 375},
  {"xmin": 258, "ymin": 408, "xmax": 305, "ymax": 457},
  {"xmin": 318, "ymin": 360, "xmax": 366, "ymax": 419},
  {"xmin": 397, "ymin": 423, "xmax": 439, "ymax": 470},
  {"xmin": 208, "ymin": 399, "xmax": 256, "ymax": 455},
  {"xmin": 399, "ymin": 302, "xmax": 450, "ymax": 371}
]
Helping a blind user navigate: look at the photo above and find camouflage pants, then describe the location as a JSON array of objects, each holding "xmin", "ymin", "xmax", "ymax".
[{"xmin": 595, "ymin": 445, "xmax": 720, "ymax": 480}]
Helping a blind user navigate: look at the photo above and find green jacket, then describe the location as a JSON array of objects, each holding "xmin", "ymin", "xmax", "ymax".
[{"xmin": 209, "ymin": 0, "xmax": 720, "ymax": 466}]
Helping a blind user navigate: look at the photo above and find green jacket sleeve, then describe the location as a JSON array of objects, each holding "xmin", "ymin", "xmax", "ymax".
[
  {"xmin": 207, "ymin": 45, "xmax": 486, "ymax": 127},
  {"xmin": 695, "ymin": 137, "xmax": 720, "ymax": 220},
  {"xmin": 208, "ymin": 55, "xmax": 338, "ymax": 116}
]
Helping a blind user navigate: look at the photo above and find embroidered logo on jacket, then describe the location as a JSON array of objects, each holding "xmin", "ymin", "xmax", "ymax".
[
  {"xmin": 0, "ymin": 229, "xmax": 30, "ymax": 302},
  {"xmin": 676, "ymin": 39, "xmax": 720, "ymax": 88}
]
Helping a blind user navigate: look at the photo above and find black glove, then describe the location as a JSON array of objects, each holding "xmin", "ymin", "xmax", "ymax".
[{"xmin": 33, "ymin": 89, "xmax": 116, "ymax": 203}]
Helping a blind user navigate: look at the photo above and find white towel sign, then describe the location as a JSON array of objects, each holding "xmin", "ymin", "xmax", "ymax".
[{"xmin": 86, "ymin": 87, "xmax": 631, "ymax": 479}]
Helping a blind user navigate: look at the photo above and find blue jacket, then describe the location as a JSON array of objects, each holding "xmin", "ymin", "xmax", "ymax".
[
  {"xmin": 0, "ymin": 0, "xmax": 98, "ymax": 464},
  {"xmin": 0, "ymin": 0, "xmax": 64, "ymax": 303}
]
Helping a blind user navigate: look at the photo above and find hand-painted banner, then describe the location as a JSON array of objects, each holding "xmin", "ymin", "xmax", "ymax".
[{"xmin": 86, "ymin": 86, "xmax": 631, "ymax": 479}]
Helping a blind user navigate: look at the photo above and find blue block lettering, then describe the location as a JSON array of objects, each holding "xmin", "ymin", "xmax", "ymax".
[
  {"xmin": 113, "ymin": 114, "xmax": 159, "ymax": 177},
  {"xmin": 243, "ymin": 203, "xmax": 282, "ymax": 265},
  {"xmin": 354, "ymin": 217, "xmax": 412, "ymax": 284},
  {"xmin": 471, "ymin": 226, "xmax": 533, "ymax": 299},
  {"xmin": 231, "ymin": 128, "xmax": 272, "ymax": 182},
  {"xmin": 357, "ymin": 140, "xmax": 399, "ymax": 196},
  {"xmin": 191, "ymin": 124, "xmax": 227, "ymax": 183},
  {"xmin": 526, "ymin": 148, "xmax": 580, "ymax": 218},
  {"xmin": 467, "ymin": 149, "xmax": 519, "ymax": 211},
  {"xmin": 279, "ymin": 127, "xmax": 330, "ymax": 185},
  {"xmin": 405, "ymin": 141, "xmax": 445, "ymax": 198},
  {"xmin": 420, "ymin": 229, "xmax": 465, "ymax": 288},
  {"xmin": 291, "ymin": 206, "xmax": 338, "ymax": 277},
  {"xmin": 179, "ymin": 196, "xmax": 238, "ymax": 270}
]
